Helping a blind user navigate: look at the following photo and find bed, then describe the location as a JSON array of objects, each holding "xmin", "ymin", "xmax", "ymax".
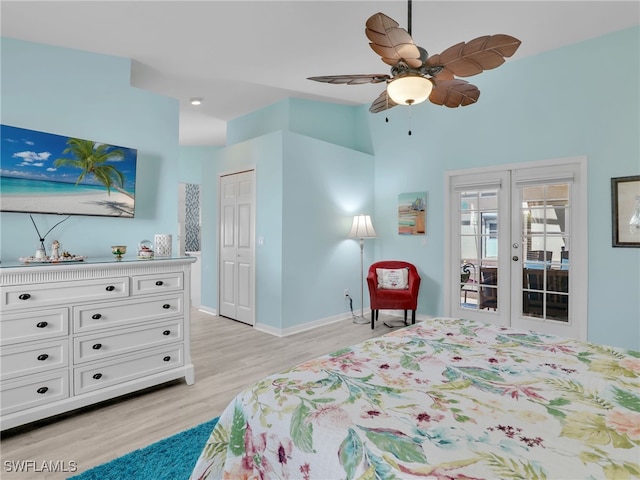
[{"xmin": 190, "ymin": 318, "xmax": 640, "ymax": 479}]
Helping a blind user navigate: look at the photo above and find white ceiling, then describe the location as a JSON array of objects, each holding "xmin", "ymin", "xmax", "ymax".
[{"xmin": 2, "ymin": 1, "xmax": 639, "ymax": 146}]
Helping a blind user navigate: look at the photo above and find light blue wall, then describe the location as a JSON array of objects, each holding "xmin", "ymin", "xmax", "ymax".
[
  {"xmin": 200, "ymin": 111, "xmax": 375, "ymax": 331},
  {"xmin": 1, "ymin": 27, "xmax": 637, "ymax": 350},
  {"xmin": 178, "ymin": 146, "xmax": 217, "ymax": 184},
  {"xmin": 0, "ymin": 38, "xmax": 180, "ymax": 260},
  {"xmin": 281, "ymin": 131, "xmax": 375, "ymax": 329},
  {"xmin": 368, "ymin": 26, "xmax": 640, "ymax": 350},
  {"xmin": 228, "ymin": 97, "xmax": 373, "ymax": 154},
  {"xmin": 200, "ymin": 132, "xmax": 285, "ymax": 327},
  {"xmin": 288, "ymin": 98, "xmax": 374, "ymax": 155}
]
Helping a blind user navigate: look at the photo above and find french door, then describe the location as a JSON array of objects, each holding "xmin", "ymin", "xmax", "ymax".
[{"xmin": 446, "ymin": 158, "xmax": 587, "ymax": 340}]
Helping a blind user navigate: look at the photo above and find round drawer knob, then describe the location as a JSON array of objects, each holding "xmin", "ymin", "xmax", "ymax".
[
  {"xmin": 162, "ymin": 330, "xmax": 171, "ymax": 336},
  {"xmin": 162, "ymin": 304, "xmax": 171, "ymax": 309},
  {"xmin": 18, "ymin": 293, "xmax": 31, "ymax": 300},
  {"xmin": 37, "ymin": 354, "xmax": 49, "ymax": 361},
  {"xmin": 37, "ymin": 387, "xmax": 48, "ymax": 394},
  {"xmin": 105, "ymin": 286, "xmax": 115, "ymax": 292},
  {"xmin": 163, "ymin": 356, "xmax": 171, "ymax": 362},
  {"xmin": 93, "ymin": 373, "xmax": 103, "ymax": 380},
  {"xmin": 92, "ymin": 343, "xmax": 102, "ymax": 350},
  {"xmin": 155, "ymin": 281, "xmax": 164, "ymax": 286},
  {"xmin": 36, "ymin": 321, "xmax": 48, "ymax": 328},
  {"xmin": 91, "ymin": 313, "xmax": 102, "ymax": 320}
]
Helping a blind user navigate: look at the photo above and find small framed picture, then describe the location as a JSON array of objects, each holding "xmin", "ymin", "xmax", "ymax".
[
  {"xmin": 398, "ymin": 192, "xmax": 426, "ymax": 235},
  {"xmin": 611, "ymin": 175, "xmax": 640, "ymax": 247}
]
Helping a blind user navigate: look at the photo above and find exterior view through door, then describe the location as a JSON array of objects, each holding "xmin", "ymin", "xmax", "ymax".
[
  {"xmin": 446, "ymin": 158, "xmax": 587, "ymax": 340},
  {"xmin": 219, "ymin": 169, "xmax": 256, "ymax": 325}
]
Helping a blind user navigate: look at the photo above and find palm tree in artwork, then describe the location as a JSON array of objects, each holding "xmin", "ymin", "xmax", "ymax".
[{"xmin": 53, "ymin": 138, "xmax": 134, "ymax": 199}]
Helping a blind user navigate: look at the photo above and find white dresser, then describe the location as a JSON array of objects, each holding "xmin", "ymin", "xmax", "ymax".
[{"xmin": 0, "ymin": 257, "xmax": 195, "ymax": 431}]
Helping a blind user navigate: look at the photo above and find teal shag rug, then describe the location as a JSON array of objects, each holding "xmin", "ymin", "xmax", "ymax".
[{"xmin": 68, "ymin": 417, "xmax": 218, "ymax": 480}]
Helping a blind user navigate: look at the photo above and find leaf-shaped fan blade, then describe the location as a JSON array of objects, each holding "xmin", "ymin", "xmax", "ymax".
[
  {"xmin": 429, "ymin": 79, "xmax": 480, "ymax": 108},
  {"xmin": 307, "ymin": 74, "xmax": 390, "ymax": 85},
  {"xmin": 430, "ymin": 67, "xmax": 454, "ymax": 82},
  {"xmin": 365, "ymin": 12, "xmax": 422, "ymax": 68},
  {"xmin": 426, "ymin": 34, "xmax": 521, "ymax": 77},
  {"xmin": 369, "ymin": 89, "xmax": 398, "ymax": 113}
]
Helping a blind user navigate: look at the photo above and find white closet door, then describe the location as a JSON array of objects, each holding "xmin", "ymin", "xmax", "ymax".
[{"xmin": 219, "ymin": 170, "xmax": 255, "ymax": 325}]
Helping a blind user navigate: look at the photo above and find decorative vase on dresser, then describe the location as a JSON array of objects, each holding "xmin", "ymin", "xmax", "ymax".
[{"xmin": 0, "ymin": 256, "xmax": 196, "ymax": 431}]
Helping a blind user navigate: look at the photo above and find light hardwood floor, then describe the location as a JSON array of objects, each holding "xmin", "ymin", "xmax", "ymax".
[{"xmin": 1, "ymin": 309, "xmax": 398, "ymax": 479}]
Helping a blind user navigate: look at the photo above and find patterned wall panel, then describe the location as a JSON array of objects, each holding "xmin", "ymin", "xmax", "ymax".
[{"xmin": 185, "ymin": 183, "xmax": 201, "ymax": 252}]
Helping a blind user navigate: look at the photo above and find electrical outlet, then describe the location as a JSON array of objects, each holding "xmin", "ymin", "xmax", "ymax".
[{"xmin": 344, "ymin": 289, "xmax": 349, "ymax": 297}]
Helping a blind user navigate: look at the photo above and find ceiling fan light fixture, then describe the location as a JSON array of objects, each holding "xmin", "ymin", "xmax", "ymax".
[{"xmin": 386, "ymin": 75, "xmax": 432, "ymax": 106}]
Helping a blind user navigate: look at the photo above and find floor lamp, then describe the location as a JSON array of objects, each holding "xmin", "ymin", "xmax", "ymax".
[{"xmin": 348, "ymin": 214, "xmax": 378, "ymax": 324}]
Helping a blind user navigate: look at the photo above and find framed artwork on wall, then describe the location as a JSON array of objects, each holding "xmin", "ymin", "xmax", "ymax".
[
  {"xmin": 611, "ymin": 175, "xmax": 640, "ymax": 247},
  {"xmin": 0, "ymin": 124, "xmax": 137, "ymax": 218},
  {"xmin": 398, "ymin": 192, "xmax": 426, "ymax": 235}
]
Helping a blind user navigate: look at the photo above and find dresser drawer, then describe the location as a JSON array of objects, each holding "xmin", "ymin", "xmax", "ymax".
[
  {"xmin": 73, "ymin": 294, "xmax": 184, "ymax": 334},
  {"xmin": 1, "ymin": 278, "xmax": 129, "ymax": 311},
  {"xmin": 0, "ymin": 308, "xmax": 69, "ymax": 346},
  {"xmin": 1, "ymin": 340, "xmax": 69, "ymax": 380},
  {"xmin": 1, "ymin": 370, "xmax": 69, "ymax": 416},
  {"xmin": 74, "ymin": 344, "xmax": 183, "ymax": 395},
  {"xmin": 131, "ymin": 272, "xmax": 183, "ymax": 295},
  {"xmin": 74, "ymin": 319, "xmax": 183, "ymax": 364}
]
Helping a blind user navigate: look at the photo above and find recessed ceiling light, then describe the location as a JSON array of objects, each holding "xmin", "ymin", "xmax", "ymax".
[{"xmin": 190, "ymin": 97, "xmax": 203, "ymax": 106}]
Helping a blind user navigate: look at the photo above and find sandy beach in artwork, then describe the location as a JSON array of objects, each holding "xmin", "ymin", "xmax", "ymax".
[{"xmin": 1, "ymin": 190, "xmax": 135, "ymax": 217}]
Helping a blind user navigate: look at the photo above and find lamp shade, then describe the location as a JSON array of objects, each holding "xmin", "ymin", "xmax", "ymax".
[
  {"xmin": 386, "ymin": 75, "xmax": 433, "ymax": 106},
  {"xmin": 348, "ymin": 214, "xmax": 378, "ymax": 239}
]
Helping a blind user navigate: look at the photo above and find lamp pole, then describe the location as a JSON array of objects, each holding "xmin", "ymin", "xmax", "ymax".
[
  {"xmin": 359, "ymin": 237, "xmax": 365, "ymax": 318},
  {"xmin": 348, "ymin": 214, "xmax": 377, "ymax": 324}
]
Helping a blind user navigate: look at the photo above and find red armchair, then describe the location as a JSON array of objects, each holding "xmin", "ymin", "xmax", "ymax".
[{"xmin": 367, "ymin": 261, "xmax": 421, "ymax": 330}]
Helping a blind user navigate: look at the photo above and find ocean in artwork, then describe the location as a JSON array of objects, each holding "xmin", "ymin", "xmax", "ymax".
[{"xmin": 1, "ymin": 176, "xmax": 113, "ymax": 196}]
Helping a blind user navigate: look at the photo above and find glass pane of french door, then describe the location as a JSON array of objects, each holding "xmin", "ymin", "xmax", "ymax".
[
  {"xmin": 459, "ymin": 190, "xmax": 499, "ymax": 312},
  {"xmin": 520, "ymin": 183, "xmax": 570, "ymax": 322},
  {"xmin": 449, "ymin": 170, "xmax": 510, "ymax": 327}
]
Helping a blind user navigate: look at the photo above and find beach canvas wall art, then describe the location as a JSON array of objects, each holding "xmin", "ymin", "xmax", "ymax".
[
  {"xmin": 0, "ymin": 125, "xmax": 137, "ymax": 217},
  {"xmin": 398, "ymin": 192, "xmax": 426, "ymax": 235}
]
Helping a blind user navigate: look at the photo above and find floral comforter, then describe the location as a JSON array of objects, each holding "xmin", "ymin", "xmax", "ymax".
[{"xmin": 191, "ymin": 318, "xmax": 640, "ymax": 479}]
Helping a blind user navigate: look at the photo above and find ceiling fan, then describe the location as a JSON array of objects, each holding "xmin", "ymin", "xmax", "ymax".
[{"xmin": 308, "ymin": 1, "xmax": 521, "ymax": 113}]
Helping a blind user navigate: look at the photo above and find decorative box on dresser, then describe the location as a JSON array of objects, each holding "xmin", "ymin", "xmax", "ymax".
[{"xmin": 0, "ymin": 256, "xmax": 196, "ymax": 431}]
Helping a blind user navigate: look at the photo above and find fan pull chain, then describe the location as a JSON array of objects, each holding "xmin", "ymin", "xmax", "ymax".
[
  {"xmin": 408, "ymin": 105, "xmax": 412, "ymax": 136},
  {"xmin": 385, "ymin": 90, "xmax": 390, "ymax": 122}
]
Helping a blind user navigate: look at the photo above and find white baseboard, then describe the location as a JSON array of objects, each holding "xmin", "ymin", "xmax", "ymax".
[
  {"xmin": 197, "ymin": 306, "xmax": 217, "ymax": 316},
  {"xmin": 255, "ymin": 311, "xmax": 358, "ymax": 337},
  {"xmin": 196, "ymin": 306, "xmax": 431, "ymax": 337},
  {"xmin": 254, "ymin": 310, "xmax": 432, "ymax": 337}
]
